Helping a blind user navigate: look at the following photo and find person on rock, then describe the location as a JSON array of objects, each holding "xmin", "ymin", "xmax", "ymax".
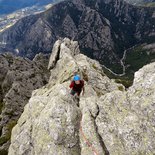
[{"xmin": 70, "ymin": 75, "xmax": 85, "ymax": 96}]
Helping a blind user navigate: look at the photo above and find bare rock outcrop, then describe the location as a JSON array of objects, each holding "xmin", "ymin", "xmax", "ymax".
[{"xmin": 8, "ymin": 38, "xmax": 155, "ymax": 155}]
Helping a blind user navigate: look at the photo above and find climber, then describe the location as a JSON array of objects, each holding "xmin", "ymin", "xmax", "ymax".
[{"xmin": 70, "ymin": 75, "xmax": 85, "ymax": 96}]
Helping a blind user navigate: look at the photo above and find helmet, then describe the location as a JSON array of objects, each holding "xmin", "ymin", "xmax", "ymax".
[{"xmin": 73, "ymin": 75, "xmax": 81, "ymax": 81}]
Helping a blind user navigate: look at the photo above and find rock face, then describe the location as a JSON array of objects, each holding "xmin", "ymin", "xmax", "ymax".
[
  {"xmin": 0, "ymin": 0, "xmax": 155, "ymax": 73},
  {"xmin": 95, "ymin": 65, "xmax": 155, "ymax": 154},
  {"xmin": 0, "ymin": 52, "xmax": 50, "ymax": 154},
  {"xmin": 8, "ymin": 38, "xmax": 155, "ymax": 155}
]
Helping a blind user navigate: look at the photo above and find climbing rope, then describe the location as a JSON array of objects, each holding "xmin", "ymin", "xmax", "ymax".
[{"xmin": 79, "ymin": 116, "xmax": 99, "ymax": 155}]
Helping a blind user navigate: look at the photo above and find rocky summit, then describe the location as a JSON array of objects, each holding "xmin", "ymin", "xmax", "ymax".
[
  {"xmin": 7, "ymin": 38, "xmax": 155, "ymax": 155},
  {"xmin": 0, "ymin": 52, "xmax": 50, "ymax": 154}
]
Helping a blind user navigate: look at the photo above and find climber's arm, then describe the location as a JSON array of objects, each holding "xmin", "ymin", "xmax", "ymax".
[{"xmin": 69, "ymin": 81, "xmax": 74, "ymax": 88}]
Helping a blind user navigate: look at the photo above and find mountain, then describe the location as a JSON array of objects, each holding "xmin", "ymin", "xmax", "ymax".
[
  {"xmin": 0, "ymin": 0, "xmax": 62, "ymax": 15},
  {"xmin": 0, "ymin": 0, "xmax": 155, "ymax": 75},
  {"xmin": 8, "ymin": 38, "xmax": 155, "ymax": 155},
  {"xmin": 0, "ymin": 52, "xmax": 50, "ymax": 154}
]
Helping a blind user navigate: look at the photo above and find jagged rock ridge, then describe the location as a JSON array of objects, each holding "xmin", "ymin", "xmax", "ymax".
[{"xmin": 8, "ymin": 38, "xmax": 155, "ymax": 155}]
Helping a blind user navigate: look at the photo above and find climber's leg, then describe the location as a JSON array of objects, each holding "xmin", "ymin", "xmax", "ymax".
[
  {"xmin": 77, "ymin": 91, "xmax": 81, "ymax": 96},
  {"xmin": 70, "ymin": 89, "xmax": 76, "ymax": 96}
]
